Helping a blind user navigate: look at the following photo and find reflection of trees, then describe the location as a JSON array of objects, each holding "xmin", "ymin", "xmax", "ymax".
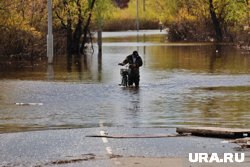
[
  {"xmin": 209, "ymin": 45, "xmax": 221, "ymax": 73},
  {"xmin": 98, "ymin": 51, "xmax": 102, "ymax": 81},
  {"xmin": 184, "ymin": 89, "xmax": 250, "ymax": 127},
  {"xmin": 66, "ymin": 54, "xmax": 86, "ymax": 80},
  {"xmin": 147, "ymin": 46, "xmax": 209, "ymax": 71},
  {"xmin": 67, "ymin": 54, "xmax": 73, "ymax": 72},
  {"xmin": 65, "ymin": 52, "xmax": 103, "ymax": 82},
  {"xmin": 147, "ymin": 44, "xmax": 249, "ymax": 73}
]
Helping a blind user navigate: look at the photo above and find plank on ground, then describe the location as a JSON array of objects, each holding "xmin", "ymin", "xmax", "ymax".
[{"xmin": 176, "ymin": 127, "xmax": 250, "ymax": 138}]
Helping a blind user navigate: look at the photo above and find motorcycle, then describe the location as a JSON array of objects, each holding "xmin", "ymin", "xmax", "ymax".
[{"xmin": 118, "ymin": 64, "xmax": 130, "ymax": 87}]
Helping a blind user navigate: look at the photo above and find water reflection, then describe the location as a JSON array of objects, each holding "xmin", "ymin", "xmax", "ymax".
[
  {"xmin": 98, "ymin": 51, "xmax": 102, "ymax": 81},
  {"xmin": 0, "ymin": 31, "xmax": 250, "ymax": 133},
  {"xmin": 0, "ymin": 37, "xmax": 249, "ymax": 81},
  {"xmin": 209, "ymin": 45, "xmax": 221, "ymax": 73},
  {"xmin": 145, "ymin": 44, "xmax": 249, "ymax": 74},
  {"xmin": 127, "ymin": 88, "xmax": 141, "ymax": 127},
  {"xmin": 67, "ymin": 54, "xmax": 73, "ymax": 72},
  {"xmin": 124, "ymin": 88, "xmax": 141, "ymax": 112},
  {"xmin": 47, "ymin": 64, "xmax": 54, "ymax": 80},
  {"xmin": 117, "ymin": 87, "xmax": 142, "ymax": 128},
  {"xmin": 184, "ymin": 86, "xmax": 250, "ymax": 128},
  {"xmin": 66, "ymin": 54, "xmax": 83, "ymax": 80}
]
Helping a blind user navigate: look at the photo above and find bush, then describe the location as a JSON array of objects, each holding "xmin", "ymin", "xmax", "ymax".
[
  {"xmin": 103, "ymin": 19, "xmax": 159, "ymax": 31},
  {"xmin": 168, "ymin": 20, "xmax": 215, "ymax": 42}
]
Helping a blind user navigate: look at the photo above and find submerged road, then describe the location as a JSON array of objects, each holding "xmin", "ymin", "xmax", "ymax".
[{"xmin": 1, "ymin": 30, "xmax": 250, "ymax": 166}]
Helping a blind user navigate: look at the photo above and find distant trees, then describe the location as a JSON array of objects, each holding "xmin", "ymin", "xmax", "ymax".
[
  {"xmin": 103, "ymin": 0, "xmax": 177, "ymax": 30},
  {"xmin": 168, "ymin": 0, "xmax": 250, "ymax": 42},
  {"xmin": 0, "ymin": 0, "xmax": 249, "ymax": 58},
  {"xmin": 0, "ymin": 0, "xmax": 46, "ymax": 57},
  {"xmin": 0, "ymin": 0, "xmax": 116, "ymax": 57},
  {"xmin": 207, "ymin": 0, "xmax": 249, "ymax": 42},
  {"xmin": 54, "ymin": 0, "xmax": 116, "ymax": 54}
]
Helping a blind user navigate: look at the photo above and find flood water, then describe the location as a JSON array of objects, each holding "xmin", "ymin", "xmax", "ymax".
[{"xmin": 0, "ymin": 30, "xmax": 250, "ymax": 133}]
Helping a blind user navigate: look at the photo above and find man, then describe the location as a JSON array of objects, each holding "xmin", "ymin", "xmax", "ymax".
[{"xmin": 118, "ymin": 51, "xmax": 143, "ymax": 87}]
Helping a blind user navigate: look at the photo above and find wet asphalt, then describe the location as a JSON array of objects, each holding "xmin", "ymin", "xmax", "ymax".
[{"xmin": 1, "ymin": 127, "xmax": 248, "ymax": 167}]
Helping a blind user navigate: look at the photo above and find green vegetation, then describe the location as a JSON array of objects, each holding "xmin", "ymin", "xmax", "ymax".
[
  {"xmin": 0, "ymin": 0, "xmax": 249, "ymax": 58},
  {"xmin": 167, "ymin": 0, "xmax": 250, "ymax": 43},
  {"xmin": 0, "ymin": 0, "xmax": 46, "ymax": 58},
  {"xmin": 102, "ymin": 0, "xmax": 177, "ymax": 30}
]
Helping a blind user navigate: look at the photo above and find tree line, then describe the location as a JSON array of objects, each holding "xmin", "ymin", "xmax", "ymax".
[
  {"xmin": 0, "ymin": 0, "xmax": 249, "ymax": 60},
  {"xmin": 167, "ymin": 0, "xmax": 249, "ymax": 44},
  {"xmin": 0, "ymin": 0, "xmax": 112, "ymax": 58}
]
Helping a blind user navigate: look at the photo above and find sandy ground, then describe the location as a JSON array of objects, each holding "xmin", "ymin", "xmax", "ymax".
[
  {"xmin": 44, "ymin": 156, "xmax": 250, "ymax": 167},
  {"xmin": 115, "ymin": 157, "xmax": 250, "ymax": 167}
]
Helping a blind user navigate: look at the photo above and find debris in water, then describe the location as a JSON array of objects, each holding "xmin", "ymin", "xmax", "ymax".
[
  {"xmin": 15, "ymin": 103, "xmax": 43, "ymax": 106},
  {"xmin": 225, "ymin": 137, "xmax": 250, "ymax": 148}
]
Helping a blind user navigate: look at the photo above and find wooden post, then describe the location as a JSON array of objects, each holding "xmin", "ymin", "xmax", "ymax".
[
  {"xmin": 47, "ymin": 0, "xmax": 53, "ymax": 64},
  {"xmin": 98, "ymin": 27, "xmax": 102, "ymax": 53}
]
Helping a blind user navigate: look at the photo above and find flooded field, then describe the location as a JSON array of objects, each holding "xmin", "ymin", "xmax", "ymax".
[{"xmin": 0, "ymin": 30, "xmax": 250, "ymax": 133}]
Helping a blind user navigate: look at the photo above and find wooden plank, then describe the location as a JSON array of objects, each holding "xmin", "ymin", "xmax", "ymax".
[
  {"xmin": 176, "ymin": 127, "xmax": 250, "ymax": 138},
  {"xmin": 86, "ymin": 133, "xmax": 189, "ymax": 139}
]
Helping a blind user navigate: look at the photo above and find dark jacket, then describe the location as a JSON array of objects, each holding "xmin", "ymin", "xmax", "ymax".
[{"xmin": 122, "ymin": 54, "xmax": 143, "ymax": 73}]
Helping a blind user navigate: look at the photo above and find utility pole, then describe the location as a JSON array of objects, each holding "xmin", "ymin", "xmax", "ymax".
[
  {"xmin": 136, "ymin": 0, "xmax": 139, "ymax": 32},
  {"xmin": 47, "ymin": 0, "xmax": 53, "ymax": 64}
]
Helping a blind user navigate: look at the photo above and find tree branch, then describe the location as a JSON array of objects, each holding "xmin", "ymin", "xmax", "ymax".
[{"xmin": 55, "ymin": 11, "xmax": 67, "ymax": 29}]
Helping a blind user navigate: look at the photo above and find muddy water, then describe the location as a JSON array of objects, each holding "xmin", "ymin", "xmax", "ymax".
[{"xmin": 0, "ymin": 30, "xmax": 250, "ymax": 133}]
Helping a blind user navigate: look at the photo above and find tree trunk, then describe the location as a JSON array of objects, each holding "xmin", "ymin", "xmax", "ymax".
[
  {"xmin": 66, "ymin": 17, "xmax": 73, "ymax": 54},
  {"xmin": 56, "ymin": 0, "xmax": 96, "ymax": 54},
  {"xmin": 209, "ymin": 0, "xmax": 223, "ymax": 41},
  {"xmin": 72, "ymin": 20, "xmax": 82, "ymax": 54},
  {"xmin": 71, "ymin": 0, "xmax": 83, "ymax": 54},
  {"xmin": 80, "ymin": 0, "xmax": 97, "ymax": 54}
]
